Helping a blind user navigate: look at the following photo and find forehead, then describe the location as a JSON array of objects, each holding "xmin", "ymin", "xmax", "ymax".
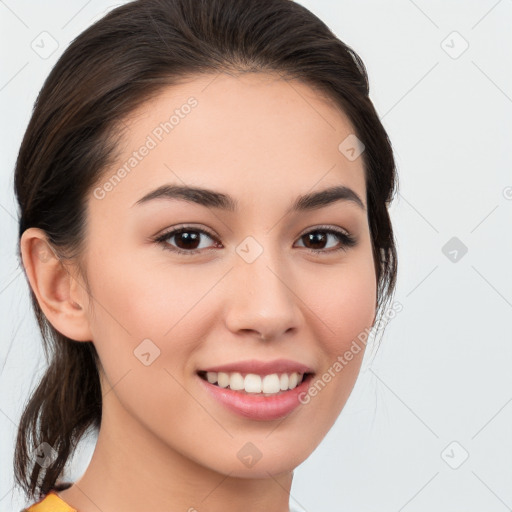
[{"xmin": 90, "ymin": 71, "xmax": 366, "ymax": 214}]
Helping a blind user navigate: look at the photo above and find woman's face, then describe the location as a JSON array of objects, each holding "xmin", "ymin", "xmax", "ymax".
[{"xmin": 77, "ymin": 72, "xmax": 376, "ymax": 476}]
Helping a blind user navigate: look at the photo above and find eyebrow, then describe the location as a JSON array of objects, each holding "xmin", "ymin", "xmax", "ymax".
[{"xmin": 132, "ymin": 184, "xmax": 365, "ymax": 212}]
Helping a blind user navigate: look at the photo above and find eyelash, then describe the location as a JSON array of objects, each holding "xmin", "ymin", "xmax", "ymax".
[{"xmin": 153, "ymin": 224, "xmax": 357, "ymax": 256}]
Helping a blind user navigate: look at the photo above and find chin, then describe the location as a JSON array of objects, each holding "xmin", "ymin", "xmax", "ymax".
[{"xmin": 196, "ymin": 429, "xmax": 322, "ymax": 479}]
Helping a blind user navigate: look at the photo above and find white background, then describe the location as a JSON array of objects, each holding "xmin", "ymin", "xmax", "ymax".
[{"xmin": 1, "ymin": 1, "xmax": 511, "ymax": 511}]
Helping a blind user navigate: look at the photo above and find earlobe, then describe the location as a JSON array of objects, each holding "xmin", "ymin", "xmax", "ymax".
[{"xmin": 20, "ymin": 227, "xmax": 93, "ymax": 342}]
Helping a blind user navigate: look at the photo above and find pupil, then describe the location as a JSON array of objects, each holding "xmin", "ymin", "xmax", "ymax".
[
  {"xmin": 306, "ymin": 232, "xmax": 326, "ymax": 249},
  {"xmin": 177, "ymin": 231, "xmax": 200, "ymax": 250}
]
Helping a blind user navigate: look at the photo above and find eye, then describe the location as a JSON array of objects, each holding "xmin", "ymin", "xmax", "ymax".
[
  {"xmin": 294, "ymin": 226, "xmax": 356, "ymax": 254},
  {"xmin": 154, "ymin": 225, "xmax": 222, "ymax": 255}
]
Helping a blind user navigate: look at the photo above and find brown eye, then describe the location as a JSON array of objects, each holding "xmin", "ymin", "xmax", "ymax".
[
  {"xmin": 295, "ymin": 227, "xmax": 356, "ymax": 253},
  {"xmin": 155, "ymin": 227, "xmax": 221, "ymax": 255},
  {"xmin": 172, "ymin": 230, "xmax": 202, "ymax": 250}
]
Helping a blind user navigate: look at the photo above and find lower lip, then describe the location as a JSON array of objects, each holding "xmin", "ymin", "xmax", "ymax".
[{"xmin": 197, "ymin": 374, "xmax": 313, "ymax": 421}]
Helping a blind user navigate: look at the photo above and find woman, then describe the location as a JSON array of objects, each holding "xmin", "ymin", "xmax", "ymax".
[{"xmin": 14, "ymin": 0, "xmax": 397, "ymax": 510}]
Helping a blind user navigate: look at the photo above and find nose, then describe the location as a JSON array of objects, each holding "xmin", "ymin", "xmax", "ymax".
[{"xmin": 223, "ymin": 247, "xmax": 302, "ymax": 341}]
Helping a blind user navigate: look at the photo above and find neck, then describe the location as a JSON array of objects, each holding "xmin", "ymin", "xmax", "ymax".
[{"xmin": 58, "ymin": 387, "xmax": 294, "ymax": 512}]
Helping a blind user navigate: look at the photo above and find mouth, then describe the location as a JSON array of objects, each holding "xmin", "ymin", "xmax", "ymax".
[
  {"xmin": 196, "ymin": 361, "xmax": 315, "ymax": 421},
  {"xmin": 197, "ymin": 370, "xmax": 313, "ymax": 397}
]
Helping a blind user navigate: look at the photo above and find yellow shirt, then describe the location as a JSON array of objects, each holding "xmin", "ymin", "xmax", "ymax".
[
  {"xmin": 24, "ymin": 489, "xmax": 301, "ymax": 512},
  {"xmin": 24, "ymin": 490, "xmax": 77, "ymax": 512}
]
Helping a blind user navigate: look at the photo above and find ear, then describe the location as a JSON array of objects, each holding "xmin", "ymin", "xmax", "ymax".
[{"xmin": 20, "ymin": 227, "xmax": 93, "ymax": 342}]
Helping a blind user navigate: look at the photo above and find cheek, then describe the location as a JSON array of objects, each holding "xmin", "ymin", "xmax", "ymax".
[
  {"xmin": 327, "ymin": 270, "xmax": 376, "ymax": 350},
  {"xmin": 83, "ymin": 253, "xmax": 211, "ymax": 432},
  {"xmin": 288, "ymin": 256, "xmax": 376, "ymax": 444},
  {"xmin": 294, "ymin": 247, "xmax": 376, "ymax": 403},
  {"xmin": 86, "ymin": 247, "xmax": 216, "ymax": 340},
  {"xmin": 301, "ymin": 254, "xmax": 377, "ymax": 356}
]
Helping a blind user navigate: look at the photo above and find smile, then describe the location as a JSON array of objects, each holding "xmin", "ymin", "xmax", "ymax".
[{"xmin": 196, "ymin": 359, "xmax": 315, "ymax": 421}]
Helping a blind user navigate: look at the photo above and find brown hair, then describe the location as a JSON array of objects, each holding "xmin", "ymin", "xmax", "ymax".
[{"xmin": 13, "ymin": 0, "xmax": 398, "ymax": 502}]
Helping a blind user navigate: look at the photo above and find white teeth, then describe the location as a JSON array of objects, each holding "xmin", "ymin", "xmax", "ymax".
[
  {"xmin": 262, "ymin": 374, "xmax": 281, "ymax": 394},
  {"xmin": 217, "ymin": 372, "xmax": 230, "ymax": 388},
  {"xmin": 244, "ymin": 374, "xmax": 262, "ymax": 393},
  {"xmin": 279, "ymin": 373, "xmax": 289, "ymax": 391},
  {"xmin": 229, "ymin": 372, "xmax": 245, "ymax": 391},
  {"xmin": 203, "ymin": 371, "xmax": 304, "ymax": 394}
]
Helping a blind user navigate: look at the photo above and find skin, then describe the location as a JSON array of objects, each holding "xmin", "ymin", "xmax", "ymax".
[{"xmin": 21, "ymin": 72, "xmax": 377, "ymax": 512}]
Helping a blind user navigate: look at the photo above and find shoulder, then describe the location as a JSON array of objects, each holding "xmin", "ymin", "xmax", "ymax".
[{"xmin": 23, "ymin": 483, "xmax": 76, "ymax": 512}]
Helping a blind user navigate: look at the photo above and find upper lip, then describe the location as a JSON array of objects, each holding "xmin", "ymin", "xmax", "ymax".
[{"xmin": 199, "ymin": 359, "xmax": 314, "ymax": 376}]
